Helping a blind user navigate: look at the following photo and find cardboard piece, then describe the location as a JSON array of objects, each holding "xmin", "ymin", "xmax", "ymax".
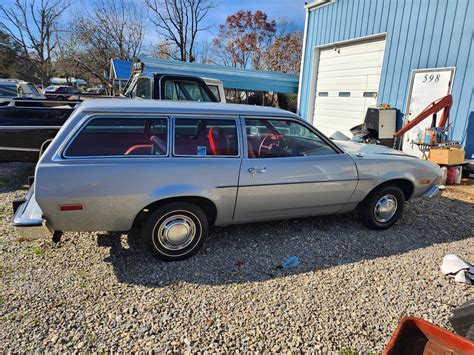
[{"xmin": 429, "ymin": 147, "xmax": 465, "ymax": 165}]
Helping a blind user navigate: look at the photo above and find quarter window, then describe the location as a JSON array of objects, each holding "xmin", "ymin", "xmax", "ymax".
[
  {"xmin": 208, "ymin": 85, "xmax": 221, "ymax": 101},
  {"xmin": 135, "ymin": 77, "xmax": 152, "ymax": 99},
  {"xmin": 245, "ymin": 119, "xmax": 336, "ymax": 158},
  {"xmin": 65, "ymin": 118, "xmax": 168, "ymax": 157},
  {"xmin": 174, "ymin": 119, "xmax": 238, "ymax": 156}
]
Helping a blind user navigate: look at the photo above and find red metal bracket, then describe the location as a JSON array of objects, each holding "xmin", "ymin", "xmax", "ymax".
[{"xmin": 394, "ymin": 94, "xmax": 452, "ymax": 138}]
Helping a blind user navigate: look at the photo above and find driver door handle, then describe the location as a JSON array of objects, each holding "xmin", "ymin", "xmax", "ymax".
[{"xmin": 248, "ymin": 167, "xmax": 267, "ymax": 176}]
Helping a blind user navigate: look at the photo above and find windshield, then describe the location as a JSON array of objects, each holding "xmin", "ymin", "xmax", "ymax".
[
  {"xmin": 0, "ymin": 83, "xmax": 17, "ymax": 98},
  {"xmin": 21, "ymin": 83, "xmax": 41, "ymax": 96}
]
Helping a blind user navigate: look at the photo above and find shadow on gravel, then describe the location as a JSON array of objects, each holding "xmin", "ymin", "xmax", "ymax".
[
  {"xmin": 0, "ymin": 162, "xmax": 35, "ymax": 193},
  {"xmin": 98, "ymin": 195, "xmax": 473, "ymax": 288}
]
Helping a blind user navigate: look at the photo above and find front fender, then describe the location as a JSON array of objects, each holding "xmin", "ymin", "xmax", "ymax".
[{"xmin": 348, "ymin": 153, "xmax": 441, "ymax": 203}]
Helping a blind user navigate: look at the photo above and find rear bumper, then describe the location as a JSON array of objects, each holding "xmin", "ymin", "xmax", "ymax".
[
  {"xmin": 422, "ymin": 184, "xmax": 441, "ymax": 199},
  {"xmin": 13, "ymin": 186, "xmax": 51, "ymax": 238}
]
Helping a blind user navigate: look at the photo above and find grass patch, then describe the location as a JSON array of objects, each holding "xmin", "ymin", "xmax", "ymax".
[{"xmin": 31, "ymin": 246, "xmax": 45, "ymax": 257}]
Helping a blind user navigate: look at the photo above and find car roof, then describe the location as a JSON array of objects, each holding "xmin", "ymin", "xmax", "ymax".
[{"xmin": 79, "ymin": 99, "xmax": 302, "ymax": 119}]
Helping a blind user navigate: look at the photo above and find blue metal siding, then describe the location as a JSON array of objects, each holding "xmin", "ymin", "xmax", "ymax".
[{"xmin": 299, "ymin": 0, "xmax": 474, "ymax": 152}]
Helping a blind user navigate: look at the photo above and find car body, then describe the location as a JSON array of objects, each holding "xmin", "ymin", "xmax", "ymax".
[
  {"xmin": 125, "ymin": 73, "xmax": 224, "ymax": 103},
  {"xmin": 43, "ymin": 85, "xmax": 80, "ymax": 100},
  {"xmin": 13, "ymin": 100, "xmax": 442, "ymax": 260}
]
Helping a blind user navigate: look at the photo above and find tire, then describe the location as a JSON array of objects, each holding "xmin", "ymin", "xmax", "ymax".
[
  {"xmin": 449, "ymin": 300, "xmax": 474, "ymax": 340},
  {"xmin": 357, "ymin": 185, "xmax": 405, "ymax": 230},
  {"xmin": 142, "ymin": 202, "xmax": 208, "ymax": 261}
]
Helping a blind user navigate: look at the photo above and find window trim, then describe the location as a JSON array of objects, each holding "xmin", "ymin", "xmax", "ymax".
[
  {"xmin": 158, "ymin": 75, "xmax": 219, "ymax": 102},
  {"xmin": 61, "ymin": 114, "xmax": 170, "ymax": 160},
  {"xmin": 241, "ymin": 115, "xmax": 343, "ymax": 159},
  {"xmin": 172, "ymin": 116, "xmax": 241, "ymax": 158}
]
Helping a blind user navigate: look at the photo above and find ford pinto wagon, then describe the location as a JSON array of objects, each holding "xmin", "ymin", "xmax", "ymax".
[{"xmin": 13, "ymin": 100, "xmax": 442, "ymax": 260}]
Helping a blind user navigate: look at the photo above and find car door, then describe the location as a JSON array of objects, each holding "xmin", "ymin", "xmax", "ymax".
[{"xmin": 234, "ymin": 117, "xmax": 358, "ymax": 221}]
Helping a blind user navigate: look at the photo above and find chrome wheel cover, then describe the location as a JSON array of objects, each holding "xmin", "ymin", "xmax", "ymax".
[
  {"xmin": 156, "ymin": 213, "xmax": 197, "ymax": 251},
  {"xmin": 374, "ymin": 194, "xmax": 398, "ymax": 223}
]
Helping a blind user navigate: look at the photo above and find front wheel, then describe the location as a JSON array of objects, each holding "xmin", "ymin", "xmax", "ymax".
[
  {"xmin": 357, "ymin": 185, "xmax": 405, "ymax": 230},
  {"xmin": 142, "ymin": 202, "xmax": 208, "ymax": 261}
]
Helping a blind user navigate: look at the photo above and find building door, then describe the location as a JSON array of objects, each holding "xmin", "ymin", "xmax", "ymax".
[
  {"xmin": 312, "ymin": 36, "xmax": 386, "ymax": 138},
  {"xmin": 402, "ymin": 68, "xmax": 455, "ymax": 157}
]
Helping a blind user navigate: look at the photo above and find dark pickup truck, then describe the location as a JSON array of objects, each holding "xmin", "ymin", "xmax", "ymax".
[{"xmin": 0, "ymin": 74, "xmax": 221, "ymax": 162}]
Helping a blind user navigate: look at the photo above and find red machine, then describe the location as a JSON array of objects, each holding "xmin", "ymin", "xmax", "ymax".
[{"xmin": 394, "ymin": 94, "xmax": 453, "ymax": 142}]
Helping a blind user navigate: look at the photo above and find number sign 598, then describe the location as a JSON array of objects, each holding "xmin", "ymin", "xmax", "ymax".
[{"xmin": 422, "ymin": 73, "xmax": 440, "ymax": 83}]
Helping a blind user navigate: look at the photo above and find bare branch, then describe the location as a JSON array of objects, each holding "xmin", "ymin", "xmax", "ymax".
[
  {"xmin": 0, "ymin": 0, "xmax": 70, "ymax": 82},
  {"xmin": 145, "ymin": 0, "xmax": 215, "ymax": 62}
]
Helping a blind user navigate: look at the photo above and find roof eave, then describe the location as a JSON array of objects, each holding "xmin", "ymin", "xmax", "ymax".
[{"xmin": 305, "ymin": 0, "xmax": 335, "ymax": 11}]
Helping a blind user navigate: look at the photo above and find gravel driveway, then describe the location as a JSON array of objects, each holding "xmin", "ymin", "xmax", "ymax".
[{"xmin": 1, "ymin": 162, "xmax": 473, "ymax": 352}]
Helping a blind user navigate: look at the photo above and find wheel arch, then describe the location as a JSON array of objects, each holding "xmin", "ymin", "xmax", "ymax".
[
  {"xmin": 133, "ymin": 196, "xmax": 218, "ymax": 227},
  {"xmin": 369, "ymin": 178, "xmax": 415, "ymax": 201}
]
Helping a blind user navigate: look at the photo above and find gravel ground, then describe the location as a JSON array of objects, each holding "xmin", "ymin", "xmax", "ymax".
[{"xmin": 1, "ymin": 162, "xmax": 473, "ymax": 352}]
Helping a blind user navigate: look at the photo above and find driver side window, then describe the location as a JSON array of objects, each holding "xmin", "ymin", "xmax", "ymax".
[{"xmin": 245, "ymin": 118, "xmax": 336, "ymax": 158}]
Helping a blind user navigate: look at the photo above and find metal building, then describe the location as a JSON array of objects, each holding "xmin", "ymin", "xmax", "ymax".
[{"xmin": 298, "ymin": 0, "xmax": 473, "ymax": 158}]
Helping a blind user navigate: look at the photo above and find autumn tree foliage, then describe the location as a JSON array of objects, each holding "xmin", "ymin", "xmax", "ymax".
[
  {"xmin": 263, "ymin": 31, "xmax": 303, "ymax": 74},
  {"xmin": 213, "ymin": 10, "xmax": 276, "ymax": 69}
]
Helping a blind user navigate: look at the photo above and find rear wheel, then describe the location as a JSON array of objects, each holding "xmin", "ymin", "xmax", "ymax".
[
  {"xmin": 142, "ymin": 202, "xmax": 208, "ymax": 261},
  {"xmin": 357, "ymin": 185, "xmax": 405, "ymax": 230}
]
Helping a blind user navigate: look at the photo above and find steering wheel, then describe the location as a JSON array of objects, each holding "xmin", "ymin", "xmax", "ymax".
[{"xmin": 258, "ymin": 134, "xmax": 285, "ymax": 157}]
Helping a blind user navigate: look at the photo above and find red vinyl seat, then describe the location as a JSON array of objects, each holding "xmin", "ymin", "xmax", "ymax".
[{"xmin": 208, "ymin": 127, "xmax": 230, "ymax": 155}]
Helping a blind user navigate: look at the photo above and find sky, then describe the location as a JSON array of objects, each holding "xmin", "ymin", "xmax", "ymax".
[{"xmin": 2, "ymin": 0, "xmax": 308, "ymax": 49}]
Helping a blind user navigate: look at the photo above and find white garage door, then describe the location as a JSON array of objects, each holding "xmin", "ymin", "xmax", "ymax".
[{"xmin": 312, "ymin": 36, "xmax": 386, "ymax": 138}]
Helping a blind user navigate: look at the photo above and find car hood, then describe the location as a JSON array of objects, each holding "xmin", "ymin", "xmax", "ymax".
[{"xmin": 334, "ymin": 140, "xmax": 415, "ymax": 157}]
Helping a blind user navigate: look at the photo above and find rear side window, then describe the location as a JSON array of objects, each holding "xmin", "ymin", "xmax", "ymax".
[
  {"xmin": 65, "ymin": 118, "xmax": 168, "ymax": 157},
  {"xmin": 174, "ymin": 118, "xmax": 238, "ymax": 156}
]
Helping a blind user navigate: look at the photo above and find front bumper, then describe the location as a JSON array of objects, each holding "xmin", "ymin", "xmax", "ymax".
[
  {"xmin": 13, "ymin": 186, "xmax": 51, "ymax": 239},
  {"xmin": 422, "ymin": 184, "xmax": 442, "ymax": 199}
]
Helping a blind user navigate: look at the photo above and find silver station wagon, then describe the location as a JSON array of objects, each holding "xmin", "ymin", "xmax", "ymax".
[{"xmin": 14, "ymin": 100, "xmax": 442, "ymax": 260}]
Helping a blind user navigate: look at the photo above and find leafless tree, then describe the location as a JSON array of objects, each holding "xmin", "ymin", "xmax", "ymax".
[
  {"xmin": 0, "ymin": 0, "xmax": 70, "ymax": 83},
  {"xmin": 145, "ymin": 0, "xmax": 215, "ymax": 62},
  {"xmin": 72, "ymin": 0, "xmax": 145, "ymax": 90}
]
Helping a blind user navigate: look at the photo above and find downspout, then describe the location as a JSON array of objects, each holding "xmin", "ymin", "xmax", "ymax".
[{"xmin": 297, "ymin": 5, "xmax": 310, "ymax": 117}]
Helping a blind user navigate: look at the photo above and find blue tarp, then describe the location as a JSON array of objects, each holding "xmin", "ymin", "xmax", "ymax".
[
  {"xmin": 110, "ymin": 57, "xmax": 299, "ymax": 94},
  {"xmin": 141, "ymin": 57, "xmax": 299, "ymax": 94}
]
